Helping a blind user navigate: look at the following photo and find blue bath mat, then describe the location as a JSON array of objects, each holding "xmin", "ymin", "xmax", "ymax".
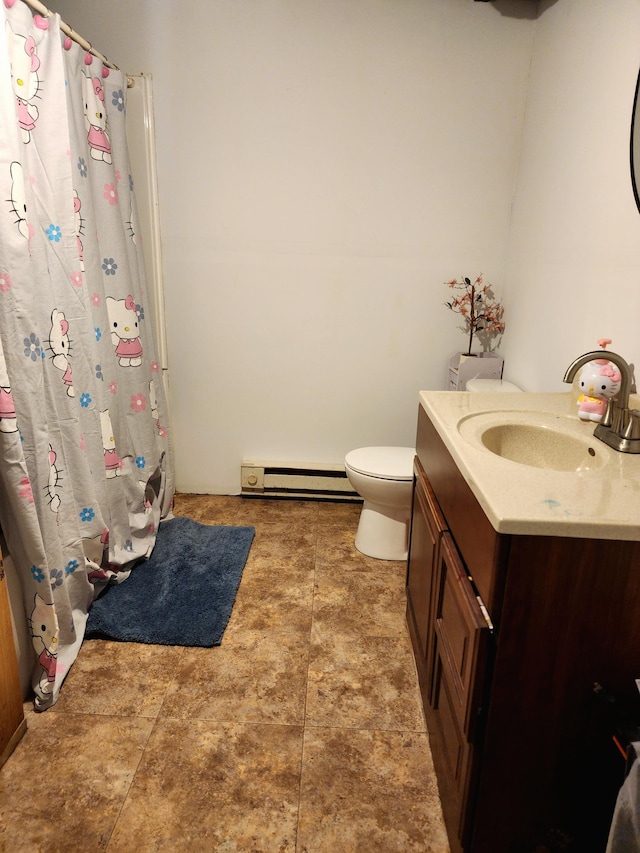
[{"xmin": 85, "ymin": 516, "xmax": 255, "ymax": 646}]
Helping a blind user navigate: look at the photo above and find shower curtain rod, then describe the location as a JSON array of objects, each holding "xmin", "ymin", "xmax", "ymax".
[{"xmin": 19, "ymin": 0, "xmax": 134, "ymax": 86}]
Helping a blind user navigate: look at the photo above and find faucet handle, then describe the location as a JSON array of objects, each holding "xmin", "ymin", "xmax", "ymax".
[
  {"xmin": 623, "ymin": 410, "xmax": 640, "ymax": 441},
  {"xmin": 600, "ymin": 398, "xmax": 615, "ymax": 428}
]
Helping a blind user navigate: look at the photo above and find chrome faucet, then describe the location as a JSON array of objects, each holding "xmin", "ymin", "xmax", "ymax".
[{"xmin": 563, "ymin": 350, "xmax": 640, "ymax": 453}]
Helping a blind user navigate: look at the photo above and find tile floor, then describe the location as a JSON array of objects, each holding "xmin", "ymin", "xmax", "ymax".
[{"xmin": 0, "ymin": 495, "xmax": 450, "ymax": 853}]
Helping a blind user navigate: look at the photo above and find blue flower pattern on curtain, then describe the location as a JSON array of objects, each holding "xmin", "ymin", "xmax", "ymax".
[{"xmin": 0, "ymin": 0, "xmax": 174, "ymax": 710}]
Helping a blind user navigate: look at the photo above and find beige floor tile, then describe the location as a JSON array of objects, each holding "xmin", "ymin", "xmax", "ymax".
[
  {"xmin": 106, "ymin": 719, "xmax": 302, "ymax": 852},
  {"xmin": 317, "ymin": 501, "xmax": 362, "ymax": 527},
  {"xmin": 246, "ymin": 521, "xmax": 318, "ymax": 570},
  {"xmin": 159, "ymin": 630, "xmax": 309, "ymax": 724},
  {"xmin": 173, "ymin": 493, "xmax": 241, "ymax": 525},
  {"xmin": 297, "ymin": 726, "xmax": 450, "ymax": 853},
  {"xmin": 0, "ymin": 712, "xmax": 153, "ymax": 853},
  {"xmin": 316, "ymin": 525, "xmax": 405, "ymax": 573},
  {"xmin": 50, "ymin": 639, "xmax": 185, "ymax": 718},
  {"xmin": 305, "ymin": 631, "xmax": 426, "ymax": 732},
  {"xmin": 173, "ymin": 493, "xmax": 325, "ymax": 528},
  {"xmin": 226, "ymin": 562, "xmax": 315, "ymax": 635},
  {"xmin": 312, "ymin": 564, "xmax": 407, "ymax": 638},
  {"xmin": 233, "ymin": 498, "xmax": 320, "ymax": 525},
  {"xmin": 174, "ymin": 494, "xmax": 320, "ymax": 527}
]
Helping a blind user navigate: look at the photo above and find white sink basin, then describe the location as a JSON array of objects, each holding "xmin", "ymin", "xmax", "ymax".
[{"xmin": 457, "ymin": 410, "xmax": 608, "ymax": 472}]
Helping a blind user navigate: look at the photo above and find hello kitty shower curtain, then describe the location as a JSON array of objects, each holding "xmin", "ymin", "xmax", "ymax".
[{"xmin": 0, "ymin": 0, "xmax": 173, "ymax": 710}]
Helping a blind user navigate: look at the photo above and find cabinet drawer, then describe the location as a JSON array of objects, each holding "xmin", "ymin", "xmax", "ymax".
[{"xmin": 434, "ymin": 532, "xmax": 490, "ymax": 740}]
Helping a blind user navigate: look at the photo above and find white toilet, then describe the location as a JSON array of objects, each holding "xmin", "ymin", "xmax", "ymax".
[
  {"xmin": 345, "ymin": 378, "xmax": 522, "ymax": 561},
  {"xmin": 344, "ymin": 446, "xmax": 415, "ymax": 561}
]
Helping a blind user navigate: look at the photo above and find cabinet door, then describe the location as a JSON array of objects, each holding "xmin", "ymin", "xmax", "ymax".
[
  {"xmin": 406, "ymin": 460, "xmax": 447, "ymax": 700},
  {"xmin": 434, "ymin": 533, "xmax": 490, "ymax": 739},
  {"xmin": 430, "ymin": 533, "xmax": 490, "ymax": 848},
  {"xmin": 0, "ymin": 547, "xmax": 26, "ymax": 769},
  {"xmin": 431, "ymin": 648, "xmax": 476, "ymax": 847}
]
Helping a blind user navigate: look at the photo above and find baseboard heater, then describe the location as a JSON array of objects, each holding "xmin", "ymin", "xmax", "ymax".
[{"xmin": 240, "ymin": 461, "xmax": 361, "ymax": 501}]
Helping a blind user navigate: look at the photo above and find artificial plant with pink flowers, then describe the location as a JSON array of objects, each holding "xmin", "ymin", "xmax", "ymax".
[{"xmin": 445, "ymin": 274, "xmax": 505, "ymax": 355}]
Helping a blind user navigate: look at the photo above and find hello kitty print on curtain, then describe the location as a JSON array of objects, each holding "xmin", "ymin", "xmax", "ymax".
[{"xmin": 0, "ymin": 0, "xmax": 174, "ymax": 710}]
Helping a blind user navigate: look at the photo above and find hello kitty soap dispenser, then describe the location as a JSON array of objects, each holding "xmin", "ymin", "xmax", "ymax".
[{"xmin": 576, "ymin": 338, "xmax": 622, "ymax": 422}]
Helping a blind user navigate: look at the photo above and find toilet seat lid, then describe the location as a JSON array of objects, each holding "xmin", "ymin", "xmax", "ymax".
[{"xmin": 345, "ymin": 446, "xmax": 415, "ymax": 480}]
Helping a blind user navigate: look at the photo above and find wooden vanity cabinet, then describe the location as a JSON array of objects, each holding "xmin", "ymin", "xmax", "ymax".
[
  {"xmin": 406, "ymin": 404, "xmax": 640, "ymax": 853},
  {"xmin": 0, "ymin": 544, "xmax": 26, "ymax": 769}
]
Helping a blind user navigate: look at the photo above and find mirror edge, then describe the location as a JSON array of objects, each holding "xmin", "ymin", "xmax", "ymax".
[{"xmin": 631, "ymin": 65, "xmax": 640, "ymax": 214}]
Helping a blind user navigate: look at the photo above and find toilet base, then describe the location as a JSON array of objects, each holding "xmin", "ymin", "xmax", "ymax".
[{"xmin": 354, "ymin": 500, "xmax": 410, "ymax": 561}]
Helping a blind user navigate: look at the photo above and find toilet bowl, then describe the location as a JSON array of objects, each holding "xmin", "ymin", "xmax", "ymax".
[
  {"xmin": 344, "ymin": 446, "xmax": 415, "ymax": 561},
  {"xmin": 345, "ymin": 380, "xmax": 522, "ymax": 561}
]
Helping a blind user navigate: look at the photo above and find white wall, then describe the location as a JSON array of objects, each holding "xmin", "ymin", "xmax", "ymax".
[
  {"xmin": 501, "ymin": 0, "xmax": 640, "ymax": 391},
  {"xmin": 52, "ymin": 0, "xmax": 640, "ymax": 493}
]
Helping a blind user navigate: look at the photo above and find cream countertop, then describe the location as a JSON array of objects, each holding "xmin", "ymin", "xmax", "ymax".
[{"xmin": 419, "ymin": 390, "xmax": 640, "ymax": 541}]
